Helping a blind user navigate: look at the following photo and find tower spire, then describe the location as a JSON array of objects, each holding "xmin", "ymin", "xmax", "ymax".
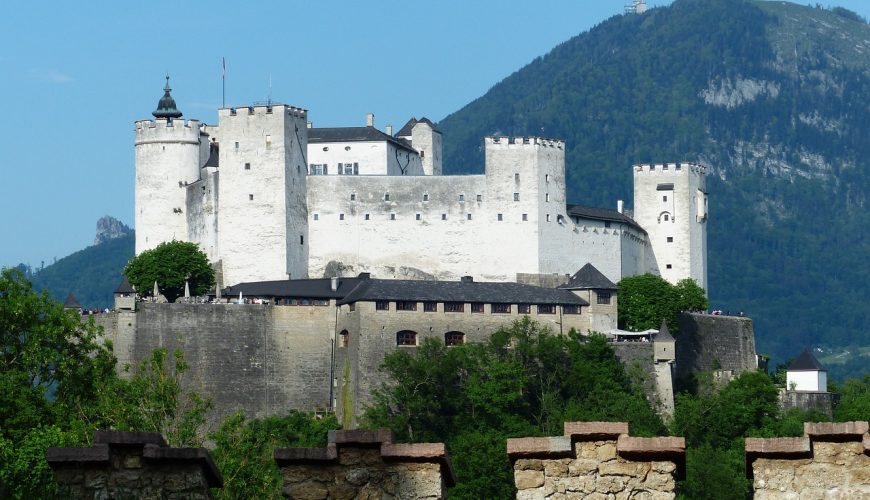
[{"xmin": 152, "ymin": 75, "xmax": 183, "ymax": 119}]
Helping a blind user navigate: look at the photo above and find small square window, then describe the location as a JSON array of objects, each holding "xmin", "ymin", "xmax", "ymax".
[
  {"xmin": 384, "ymin": 193, "xmax": 390, "ymax": 201},
  {"xmin": 518, "ymin": 304, "xmax": 531, "ymax": 314},
  {"xmin": 249, "ymin": 194, "xmax": 254, "ymax": 201},
  {"xmin": 365, "ymin": 214, "xmax": 370, "ymax": 220},
  {"xmin": 667, "ymin": 237, "xmax": 673, "ymax": 242},
  {"xmin": 423, "ymin": 302, "xmax": 437, "ymax": 312},
  {"xmin": 663, "ymin": 196, "xmax": 668, "ymax": 202},
  {"xmin": 497, "ymin": 213, "xmax": 503, "ymax": 221},
  {"xmin": 666, "ymin": 264, "xmax": 673, "ymax": 269},
  {"xmin": 513, "ymin": 193, "xmax": 520, "ymax": 201},
  {"xmin": 442, "ymin": 214, "xmax": 447, "ymax": 220},
  {"xmin": 244, "ymin": 162, "xmax": 251, "ymax": 170},
  {"xmin": 234, "ymin": 141, "xmax": 239, "ymax": 150},
  {"xmin": 416, "ymin": 213, "xmax": 421, "ymax": 221},
  {"xmin": 545, "ymin": 193, "xmax": 550, "ymax": 202},
  {"xmin": 537, "ymin": 304, "xmax": 556, "ymax": 314},
  {"xmin": 376, "ymin": 301, "xmax": 390, "ymax": 311},
  {"xmin": 522, "ymin": 213, "xmax": 528, "ymax": 221},
  {"xmin": 492, "ymin": 303, "xmax": 511, "ymax": 314},
  {"xmin": 664, "ymin": 214, "xmax": 669, "ymax": 221},
  {"xmin": 350, "ymin": 193, "xmax": 356, "ymax": 201},
  {"xmin": 339, "ymin": 214, "xmax": 345, "ymax": 221},
  {"xmin": 546, "ymin": 214, "xmax": 551, "ymax": 222},
  {"xmin": 467, "ymin": 213, "xmax": 472, "ymax": 220},
  {"xmin": 390, "ymin": 213, "xmax": 396, "ymax": 220},
  {"xmin": 471, "ymin": 303, "xmax": 484, "ymax": 313},
  {"xmin": 397, "ymin": 331, "xmax": 417, "ymax": 346},
  {"xmin": 445, "ymin": 302, "xmax": 464, "ymax": 313},
  {"xmin": 604, "ymin": 221, "xmax": 611, "ymax": 228},
  {"xmin": 313, "ymin": 214, "xmax": 319, "ymax": 221},
  {"xmin": 476, "ymin": 194, "xmax": 482, "ymax": 202},
  {"xmin": 459, "ymin": 194, "xmax": 465, "ymax": 202},
  {"xmin": 445, "ymin": 332, "xmax": 465, "ymax": 346},
  {"xmin": 514, "ymin": 173, "xmax": 520, "ymax": 181},
  {"xmin": 597, "ymin": 292, "xmax": 611, "ymax": 305},
  {"xmin": 423, "ymin": 193, "xmax": 429, "ymax": 202}
]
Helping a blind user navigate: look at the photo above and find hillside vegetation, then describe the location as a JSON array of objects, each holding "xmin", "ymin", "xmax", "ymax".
[{"xmin": 439, "ymin": 0, "xmax": 870, "ymax": 371}]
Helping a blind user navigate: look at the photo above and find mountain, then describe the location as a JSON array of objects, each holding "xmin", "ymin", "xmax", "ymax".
[
  {"xmin": 438, "ymin": 0, "xmax": 870, "ymax": 376},
  {"xmin": 25, "ymin": 226, "xmax": 134, "ymax": 310}
]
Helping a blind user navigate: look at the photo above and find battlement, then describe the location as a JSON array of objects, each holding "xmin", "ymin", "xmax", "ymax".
[
  {"xmin": 218, "ymin": 103, "xmax": 307, "ymax": 120},
  {"xmin": 135, "ymin": 118, "xmax": 201, "ymax": 132},
  {"xmin": 485, "ymin": 136, "xmax": 565, "ymax": 149},
  {"xmin": 633, "ymin": 162, "xmax": 706, "ymax": 175},
  {"xmin": 134, "ymin": 118, "xmax": 202, "ymax": 145}
]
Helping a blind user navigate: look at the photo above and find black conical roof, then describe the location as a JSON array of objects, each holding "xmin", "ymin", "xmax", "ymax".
[
  {"xmin": 656, "ymin": 320, "xmax": 675, "ymax": 342},
  {"xmin": 559, "ymin": 263, "xmax": 618, "ymax": 290},
  {"xmin": 152, "ymin": 75, "xmax": 182, "ymax": 119},
  {"xmin": 788, "ymin": 349, "xmax": 826, "ymax": 371},
  {"xmin": 63, "ymin": 292, "xmax": 82, "ymax": 309}
]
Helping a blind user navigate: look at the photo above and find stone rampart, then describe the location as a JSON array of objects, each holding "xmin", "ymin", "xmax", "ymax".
[
  {"xmin": 746, "ymin": 421, "xmax": 870, "ymax": 498},
  {"xmin": 274, "ymin": 429, "xmax": 454, "ymax": 499},
  {"xmin": 779, "ymin": 389, "xmax": 838, "ymax": 419},
  {"xmin": 507, "ymin": 422, "xmax": 684, "ymax": 499},
  {"xmin": 46, "ymin": 430, "xmax": 222, "ymax": 499},
  {"xmin": 676, "ymin": 312, "xmax": 757, "ymax": 381}
]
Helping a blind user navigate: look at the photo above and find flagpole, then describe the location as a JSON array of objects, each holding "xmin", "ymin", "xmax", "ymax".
[{"xmin": 222, "ymin": 57, "xmax": 226, "ymax": 108}]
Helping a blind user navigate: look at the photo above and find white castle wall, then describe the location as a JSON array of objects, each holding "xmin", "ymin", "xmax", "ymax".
[
  {"xmin": 185, "ymin": 166, "xmax": 219, "ymax": 262},
  {"xmin": 307, "ymin": 140, "xmax": 424, "ymax": 176},
  {"xmin": 633, "ymin": 163, "xmax": 707, "ymax": 290},
  {"xmin": 411, "ymin": 122, "xmax": 442, "ymax": 175},
  {"xmin": 134, "ymin": 118, "xmax": 203, "ymax": 254},
  {"xmin": 216, "ymin": 105, "xmax": 309, "ymax": 285}
]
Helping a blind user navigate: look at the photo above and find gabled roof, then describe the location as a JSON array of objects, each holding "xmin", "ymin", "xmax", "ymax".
[
  {"xmin": 337, "ymin": 279, "xmax": 588, "ymax": 306},
  {"xmin": 115, "ymin": 276, "xmax": 135, "ymax": 294},
  {"xmin": 222, "ymin": 277, "xmax": 367, "ymax": 299},
  {"xmin": 566, "ymin": 204, "xmax": 646, "ymax": 234},
  {"xmin": 308, "ymin": 127, "xmax": 417, "ymax": 153},
  {"xmin": 64, "ymin": 292, "xmax": 82, "ymax": 309},
  {"xmin": 559, "ymin": 263, "xmax": 618, "ymax": 291},
  {"xmin": 788, "ymin": 349, "xmax": 826, "ymax": 372},
  {"xmin": 655, "ymin": 320, "xmax": 675, "ymax": 343},
  {"xmin": 396, "ymin": 117, "xmax": 440, "ymax": 137},
  {"xmin": 203, "ymin": 142, "xmax": 219, "ymax": 168}
]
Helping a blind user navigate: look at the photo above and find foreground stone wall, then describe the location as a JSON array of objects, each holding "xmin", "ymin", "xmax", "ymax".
[
  {"xmin": 274, "ymin": 429, "xmax": 455, "ymax": 499},
  {"xmin": 507, "ymin": 422, "xmax": 685, "ymax": 499},
  {"xmin": 46, "ymin": 430, "xmax": 222, "ymax": 499},
  {"xmin": 746, "ymin": 421, "xmax": 870, "ymax": 498}
]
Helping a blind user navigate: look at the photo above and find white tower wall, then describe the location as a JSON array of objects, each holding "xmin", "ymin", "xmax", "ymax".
[
  {"xmin": 632, "ymin": 162, "xmax": 708, "ymax": 291},
  {"xmin": 217, "ymin": 105, "xmax": 309, "ymax": 285},
  {"xmin": 412, "ymin": 123, "xmax": 442, "ymax": 175},
  {"xmin": 134, "ymin": 119, "xmax": 203, "ymax": 254}
]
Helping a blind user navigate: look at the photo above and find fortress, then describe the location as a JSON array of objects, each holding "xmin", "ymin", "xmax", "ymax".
[
  {"xmin": 135, "ymin": 78, "xmax": 708, "ymax": 290},
  {"xmin": 113, "ymin": 78, "xmax": 727, "ymax": 427}
]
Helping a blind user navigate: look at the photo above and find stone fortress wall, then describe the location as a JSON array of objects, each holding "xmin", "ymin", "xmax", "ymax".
[{"xmin": 675, "ymin": 312, "xmax": 758, "ymax": 382}]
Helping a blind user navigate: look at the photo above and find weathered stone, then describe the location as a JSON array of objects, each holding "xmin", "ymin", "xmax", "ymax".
[
  {"xmin": 507, "ymin": 436, "xmax": 572, "ymax": 457},
  {"xmin": 345, "ymin": 467, "xmax": 371, "ymax": 486},
  {"xmin": 515, "ymin": 470, "xmax": 545, "ymax": 490},
  {"xmin": 123, "ymin": 455, "xmax": 142, "ymax": 469},
  {"xmin": 599, "ymin": 460, "xmax": 650, "ymax": 478},
  {"xmin": 595, "ymin": 475, "xmax": 626, "ymax": 493},
  {"xmin": 576, "ymin": 441, "xmax": 602, "ymax": 459},
  {"xmin": 515, "ymin": 458, "xmax": 545, "ymax": 471},
  {"xmin": 643, "ymin": 472, "xmax": 675, "ymax": 491},
  {"xmin": 544, "ymin": 460, "xmax": 569, "ymax": 477},
  {"xmin": 803, "ymin": 421, "xmax": 869, "ymax": 438},
  {"xmin": 597, "ymin": 442, "xmax": 617, "ymax": 462},
  {"xmin": 568, "ymin": 458, "xmax": 599, "ymax": 475},
  {"xmin": 564, "ymin": 421, "xmax": 629, "ymax": 438},
  {"xmin": 651, "ymin": 461, "xmax": 676, "ymax": 474},
  {"xmin": 287, "ymin": 481, "xmax": 329, "ymax": 500}
]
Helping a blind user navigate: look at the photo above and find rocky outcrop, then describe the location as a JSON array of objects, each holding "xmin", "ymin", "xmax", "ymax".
[{"xmin": 94, "ymin": 215, "xmax": 132, "ymax": 245}]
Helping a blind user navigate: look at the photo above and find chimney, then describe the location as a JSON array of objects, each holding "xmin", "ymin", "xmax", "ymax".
[
  {"xmin": 307, "ymin": 121, "xmax": 313, "ymax": 129},
  {"xmin": 330, "ymin": 277, "xmax": 339, "ymax": 292},
  {"xmin": 386, "ymin": 124, "xmax": 393, "ymax": 136},
  {"xmin": 460, "ymin": 276, "xmax": 473, "ymax": 283},
  {"xmin": 366, "ymin": 113, "xmax": 374, "ymax": 127},
  {"xmin": 617, "ymin": 200, "xmax": 624, "ymax": 214}
]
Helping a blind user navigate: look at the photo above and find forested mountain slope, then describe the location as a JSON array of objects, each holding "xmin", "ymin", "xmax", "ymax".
[{"xmin": 439, "ymin": 0, "xmax": 870, "ymax": 373}]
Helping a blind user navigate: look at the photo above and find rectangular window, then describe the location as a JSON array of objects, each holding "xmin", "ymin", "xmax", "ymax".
[
  {"xmin": 249, "ymin": 194, "xmax": 254, "ymax": 201},
  {"xmin": 597, "ymin": 292, "xmax": 611, "ymax": 305},
  {"xmin": 376, "ymin": 301, "xmax": 390, "ymax": 311},
  {"xmin": 667, "ymin": 237, "xmax": 673, "ymax": 242},
  {"xmin": 467, "ymin": 213, "xmax": 472, "ymax": 220},
  {"xmin": 444, "ymin": 302, "xmax": 464, "ymax": 313},
  {"xmin": 518, "ymin": 304, "xmax": 531, "ymax": 314},
  {"xmin": 471, "ymin": 303, "xmax": 484, "ymax": 313},
  {"xmin": 663, "ymin": 195, "xmax": 668, "ymax": 202},
  {"xmin": 441, "ymin": 214, "xmax": 447, "ymax": 220},
  {"xmin": 604, "ymin": 221, "xmax": 611, "ymax": 228},
  {"xmin": 545, "ymin": 174, "xmax": 550, "ymax": 183},
  {"xmin": 364, "ymin": 214, "xmax": 370, "ymax": 220},
  {"xmin": 476, "ymin": 194, "xmax": 482, "ymax": 202},
  {"xmin": 234, "ymin": 141, "xmax": 239, "ymax": 150},
  {"xmin": 423, "ymin": 193, "xmax": 429, "ymax": 202},
  {"xmin": 459, "ymin": 194, "xmax": 465, "ymax": 202},
  {"xmin": 563, "ymin": 304, "xmax": 581, "ymax": 315},
  {"xmin": 310, "ymin": 164, "xmax": 326, "ymax": 175},
  {"xmin": 445, "ymin": 332, "xmax": 464, "ymax": 346},
  {"xmin": 384, "ymin": 193, "xmax": 390, "ymax": 201},
  {"xmin": 546, "ymin": 214, "xmax": 551, "ymax": 222},
  {"xmin": 492, "ymin": 303, "xmax": 511, "ymax": 314},
  {"xmin": 353, "ymin": 163, "xmax": 359, "ymax": 175},
  {"xmin": 522, "ymin": 213, "xmax": 528, "ymax": 221},
  {"xmin": 515, "ymin": 173, "xmax": 520, "ymax": 181},
  {"xmin": 513, "ymin": 192, "xmax": 520, "ymax": 201},
  {"xmin": 244, "ymin": 162, "xmax": 251, "ymax": 170},
  {"xmin": 545, "ymin": 193, "xmax": 550, "ymax": 202},
  {"xmin": 396, "ymin": 301, "xmax": 417, "ymax": 311},
  {"xmin": 397, "ymin": 331, "xmax": 417, "ymax": 346},
  {"xmin": 537, "ymin": 304, "xmax": 556, "ymax": 314},
  {"xmin": 666, "ymin": 264, "xmax": 672, "ymax": 269},
  {"xmin": 497, "ymin": 213, "xmax": 503, "ymax": 221},
  {"xmin": 415, "ymin": 213, "xmax": 421, "ymax": 220},
  {"xmin": 339, "ymin": 214, "xmax": 345, "ymax": 221},
  {"xmin": 390, "ymin": 213, "xmax": 396, "ymax": 220},
  {"xmin": 350, "ymin": 193, "xmax": 356, "ymax": 201},
  {"xmin": 265, "ymin": 135, "xmax": 272, "ymax": 149},
  {"xmin": 342, "ymin": 163, "xmax": 354, "ymax": 175},
  {"xmin": 300, "ymin": 235, "xmax": 304, "ymax": 245},
  {"xmin": 423, "ymin": 302, "xmax": 437, "ymax": 312},
  {"xmin": 313, "ymin": 214, "xmax": 319, "ymax": 221},
  {"xmin": 340, "ymin": 331, "xmax": 348, "ymax": 347}
]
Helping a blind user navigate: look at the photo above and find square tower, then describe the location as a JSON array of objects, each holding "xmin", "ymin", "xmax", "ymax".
[
  {"xmin": 632, "ymin": 163, "xmax": 708, "ymax": 292},
  {"xmin": 217, "ymin": 104, "xmax": 309, "ymax": 285}
]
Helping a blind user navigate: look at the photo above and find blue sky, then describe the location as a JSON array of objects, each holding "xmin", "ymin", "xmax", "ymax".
[{"xmin": 2, "ymin": 1, "xmax": 869, "ymax": 269}]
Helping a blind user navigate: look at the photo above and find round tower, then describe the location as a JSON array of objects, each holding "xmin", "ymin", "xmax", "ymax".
[{"xmin": 134, "ymin": 76, "xmax": 203, "ymax": 254}]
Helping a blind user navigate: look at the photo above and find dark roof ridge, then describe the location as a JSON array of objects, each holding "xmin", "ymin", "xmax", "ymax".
[
  {"xmin": 566, "ymin": 204, "xmax": 645, "ymax": 234},
  {"xmin": 788, "ymin": 349, "xmax": 826, "ymax": 371},
  {"xmin": 559, "ymin": 263, "xmax": 618, "ymax": 291}
]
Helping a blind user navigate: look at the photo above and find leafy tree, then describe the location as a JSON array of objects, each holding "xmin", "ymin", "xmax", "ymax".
[
  {"xmin": 832, "ymin": 375, "xmax": 870, "ymax": 422},
  {"xmin": 209, "ymin": 411, "xmax": 339, "ymax": 499},
  {"xmin": 618, "ymin": 274, "xmax": 708, "ymax": 333},
  {"xmin": 123, "ymin": 241, "xmax": 215, "ymax": 302},
  {"xmin": 363, "ymin": 319, "xmax": 664, "ymax": 498}
]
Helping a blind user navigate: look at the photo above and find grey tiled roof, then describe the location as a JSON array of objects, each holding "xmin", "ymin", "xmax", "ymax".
[
  {"xmin": 337, "ymin": 279, "xmax": 588, "ymax": 306},
  {"xmin": 396, "ymin": 117, "xmax": 440, "ymax": 137},
  {"xmin": 222, "ymin": 277, "xmax": 366, "ymax": 299},
  {"xmin": 64, "ymin": 292, "xmax": 82, "ymax": 309},
  {"xmin": 655, "ymin": 320, "xmax": 675, "ymax": 342},
  {"xmin": 115, "ymin": 276, "xmax": 135, "ymax": 294},
  {"xmin": 308, "ymin": 127, "xmax": 417, "ymax": 153},
  {"xmin": 788, "ymin": 349, "xmax": 826, "ymax": 371},
  {"xmin": 559, "ymin": 263, "xmax": 618, "ymax": 291},
  {"xmin": 566, "ymin": 204, "xmax": 646, "ymax": 234}
]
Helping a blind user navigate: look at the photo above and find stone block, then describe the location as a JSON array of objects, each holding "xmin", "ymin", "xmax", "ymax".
[
  {"xmin": 598, "ymin": 460, "xmax": 650, "ymax": 478},
  {"xmin": 507, "ymin": 436, "xmax": 573, "ymax": 458},
  {"xmin": 515, "ymin": 459, "xmax": 544, "ymax": 471},
  {"xmin": 330, "ymin": 428, "xmax": 394, "ymax": 446},
  {"xmin": 803, "ymin": 421, "xmax": 869, "ymax": 439},
  {"xmin": 617, "ymin": 435, "xmax": 685, "ymax": 456},
  {"xmin": 745, "ymin": 437, "xmax": 811, "ymax": 455},
  {"xmin": 564, "ymin": 421, "xmax": 629, "ymax": 439},
  {"xmin": 543, "ymin": 460, "xmax": 569, "ymax": 477},
  {"xmin": 515, "ymin": 469, "xmax": 545, "ymax": 490},
  {"xmin": 568, "ymin": 458, "xmax": 599, "ymax": 475}
]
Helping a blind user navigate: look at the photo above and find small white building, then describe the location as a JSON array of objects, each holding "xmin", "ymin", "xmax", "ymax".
[{"xmin": 786, "ymin": 349, "xmax": 828, "ymax": 392}]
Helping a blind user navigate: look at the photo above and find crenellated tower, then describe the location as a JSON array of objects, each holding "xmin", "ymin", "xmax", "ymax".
[
  {"xmin": 632, "ymin": 162, "xmax": 708, "ymax": 292},
  {"xmin": 134, "ymin": 76, "xmax": 207, "ymax": 255}
]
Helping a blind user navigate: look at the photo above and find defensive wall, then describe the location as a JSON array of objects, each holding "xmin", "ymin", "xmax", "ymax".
[{"xmin": 675, "ymin": 312, "xmax": 757, "ymax": 382}]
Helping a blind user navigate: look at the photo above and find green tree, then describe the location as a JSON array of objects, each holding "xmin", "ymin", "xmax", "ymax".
[
  {"xmin": 123, "ymin": 241, "xmax": 215, "ymax": 302},
  {"xmin": 618, "ymin": 274, "xmax": 708, "ymax": 333},
  {"xmin": 833, "ymin": 375, "xmax": 870, "ymax": 422},
  {"xmin": 210, "ymin": 411, "xmax": 339, "ymax": 499}
]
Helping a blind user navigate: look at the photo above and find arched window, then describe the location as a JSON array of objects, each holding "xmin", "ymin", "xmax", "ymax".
[
  {"xmin": 445, "ymin": 331, "xmax": 465, "ymax": 346},
  {"xmin": 339, "ymin": 330, "xmax": 349, "ymax": 348},
  {"xmin": 396, "ymin": 330, "xmax": 418, "ymax": 346},
  {"xmin": 657, "ymin": 211, "xmax": 672, "ymax": 223}
]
